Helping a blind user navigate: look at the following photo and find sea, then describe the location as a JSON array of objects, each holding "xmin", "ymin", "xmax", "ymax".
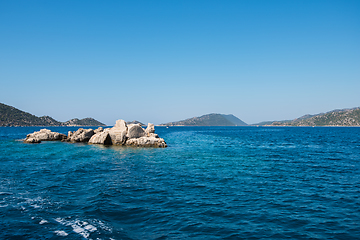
[{"xmin": 0, "ymin": 126, "xmax": 359, "ymax": 240}]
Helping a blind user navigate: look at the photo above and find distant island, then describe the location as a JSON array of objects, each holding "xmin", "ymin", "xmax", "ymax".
[
  {"xmin": 160, "ymin": 113, "xmax": 248, "ymax": 126},
  {"xmin": 126, "ymin": 120, "xmax": 145, "ymax": 126},
  {"xmin": 255, "ymin": 107, "xmax": 360, "ymax": 127},
  {"xmin": 2, "ymin": 102, "xmax": 360, "ymax": 127},
  {"xmin": 0, "ymin": 103, "xmax": 105, "ymax": 127}
]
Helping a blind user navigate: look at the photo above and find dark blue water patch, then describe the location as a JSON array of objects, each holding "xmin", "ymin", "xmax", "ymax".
[{"xmin": 0, "ymin": 126, "xmax": 360, "ymax": 239}]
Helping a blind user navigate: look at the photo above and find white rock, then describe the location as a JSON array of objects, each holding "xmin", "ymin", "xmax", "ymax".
[
  {"xmin": 68, "ymin": 128, "xmax": 94, "ymax": 142},
  {"xmin": 94, "ymin": 127, "xmax": 103, "ymax": 134},
  {"xmin": 108, "ymin": 121, "xmax": 127, "ymax": 145},
  {"xmin": 89, "ymin": 131, "xmax": 112, "ymax": 145},
  {"xmin": 24, "ymin": 129, "xmax": 67, "ymax": 143},
  {"xmin": 145, "ymin": 123, "xmax": 155, "ymax": 134},
  {"xmin": 127, "ymin": 124, "xmax": 145, "ymax": 139},
  {"xmin": 125, "ymin": 136, "xmax": 167, "ymax": 148}
]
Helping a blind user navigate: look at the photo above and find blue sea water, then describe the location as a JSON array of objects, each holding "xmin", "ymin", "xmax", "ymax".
[{"xmin": 0, "ymin": 126, "xmax": 359, "ymax": 240}]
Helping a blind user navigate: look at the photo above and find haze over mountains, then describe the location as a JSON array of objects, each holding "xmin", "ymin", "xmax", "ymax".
[
  {"xmin": 255, "ymin": 107, "xmax": 360, "ymax": 126},
  {"xmin": 0, "ymin": 103, "xmax": 105, "ymax": 127},
  {"xmin": 160, "ymin": 114, "xmax": 248, "ymax": 126}
]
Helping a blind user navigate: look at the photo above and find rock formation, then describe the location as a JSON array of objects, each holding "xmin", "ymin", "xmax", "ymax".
[
  {"xmin": 145, "ymin": 123, "xmax": 155, "ymax": 134},
  {"xmin": 88, "ymin": 130, "xmax": 112, "ymax": 145},
  {"xmin": 125, "ymin": 133, "xmax": 167, "ymax": 147},
  {"xmin": 66, "ymin": 128, "xmax": 95, "ymax": 142},
  {"xmin": 108, "ymin": 120, "xmax": 127, "ymax": 145},
  {"xmin": 24, "ymin": 120, "xmax": 167, "ymax": 148},
  {"xmin": 127, "ymin": 124, "xmax": 146, "ymax": 139},
  {"xmin": 23, "ymin": 129, "xmax": 67, "ymax": 143}
]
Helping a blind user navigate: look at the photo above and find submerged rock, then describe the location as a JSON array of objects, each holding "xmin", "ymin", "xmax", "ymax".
[{"xmin": 24, "ymin": 129, "xmax": 67, "ymax": 143}]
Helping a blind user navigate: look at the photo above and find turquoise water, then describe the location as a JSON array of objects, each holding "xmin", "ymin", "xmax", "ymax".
[{"xmin": 0, "ymin": 126, "xmax": 359, "ymax": 239}]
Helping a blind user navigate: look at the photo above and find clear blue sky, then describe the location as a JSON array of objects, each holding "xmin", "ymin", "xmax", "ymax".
[{"xmin": 1, "ymin": 0, "xmax": 359, "ymax": 125}]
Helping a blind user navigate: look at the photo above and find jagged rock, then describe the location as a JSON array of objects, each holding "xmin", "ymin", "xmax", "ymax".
[
  {"xmin": 23, "ymin": 119, "xmax": 167, "ymax": 147},
  {"xmin": 125, "ymin": 135, "xmax": 167, "ymax": 148},
  {"xmin": 24, "ymin": 138, "xmax": 42, "ymax": 143},
  {"xmin": 94, "ymin": 127, "xmax": 103, "ymax": 134},
  {"xmin": 145, "ymin": 123, "xmax": 155, "ymax": 135},
  {"xmin": 127, "ymin": 124, "xmax": 145, "ymax": 139},
  {"xmin": 67, "ymin": 128, "xmax": 94, "ymax": 142},
  {"xmin": 149, "ymin": 133, "xmax": 159, "ymax": 138},
  {"xmin": 108, "ymin": 120, "xmax": 127, "ymax": 145},
  {"xmin": 89, "ymin": 130, "xmax": 112, "ymax": 145},
  {"xmin": 24, "ymin": 129, "xmax": 67, "ymax": 143},
  {"xmin": 114, "ymin": 120, "xmax": 127, "ymax": 130}
]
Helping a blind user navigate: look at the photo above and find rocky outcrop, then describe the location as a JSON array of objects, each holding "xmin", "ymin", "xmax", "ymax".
[
  {"xmin": 24, "ymin": 120, "xmax": 167, "ymax": 148},
  {"xmin": 24, "ymin": 129, "xmax": 67, "ymax": 143},
  {"xmin": 67, "ymin": 128, "xmax": 95, "ymax": 142},
  {"xmin": 89, "ymin": 130, "xmax": 112, "ymax": 145},
  {"xmin": 145, "ymin": 123, "xmax": 155, "ymax": 134},
  {"xmin": 125, "ymin": 133, "xmax": 167, "ymax": 147},
  {"xmin": 127, "ymin": 124, "xmax": 146, "ymax": 139},
  {"xmin": 94, "ymin": 127, "xmax": 103, "ymax": 134},
  {"xmin": 108, "ymin": 120, "xmax": 127, "ymax": 145}
]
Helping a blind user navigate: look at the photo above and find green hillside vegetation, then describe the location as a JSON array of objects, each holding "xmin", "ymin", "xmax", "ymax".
[
  {"xmin": 63, "ymin": 118, "xmax": 106, "ymax": 126},
  {"xmin": 0, "ymin": 103, "xmax": 57, "ymax": 126},
  {"xmin": 269, "ymin": 108, "xmax": 360, "ymax": 126},
  {"xmin": 0, "ymin": 103, "xmax": 105, "ymax": 127},
  {"xmin": 161, "ymin": 113, "xmax": 247, "ymax": 126}
]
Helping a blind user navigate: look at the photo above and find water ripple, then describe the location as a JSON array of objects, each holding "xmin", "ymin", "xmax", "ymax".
[{"xmin": 0, "ymin": 126, "xmax": 360, "ymax": 239}]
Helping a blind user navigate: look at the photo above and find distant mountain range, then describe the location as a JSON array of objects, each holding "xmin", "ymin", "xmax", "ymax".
[
  {"xmin": 0, "ymin": 103, "xmax": 105, "ymax": 127},
  {"xmin": 255, "ymin": 107, "xmax": 360, "ymax": 126},
  {"xmin": 2, "ymin": 102, "xmax": 360, "ymax": 127},
  {"xmin": 160, "ymin": 113, "xmax": 248, "ymax": 126}
]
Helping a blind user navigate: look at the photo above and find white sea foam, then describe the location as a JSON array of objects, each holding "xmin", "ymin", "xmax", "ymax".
[
  {"xmin": 39, "ymin": 219, "xmax": 48, "ymax": 224},
  {"xmin": 54, "ymin": 230, "xmax": 68, "ymax": 236},
  {"xmin": 55, "ymin": 217, "xmax": 97, "ymax": 239},
  {"xmin": 84, "ymin": 224, "xmax": 97, "ymax": 232},
  {"xmin": 94, "ymin": 219, "xmax": 112, "ymax": 232}
]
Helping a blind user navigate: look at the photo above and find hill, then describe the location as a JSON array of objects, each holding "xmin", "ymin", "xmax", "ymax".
[
  {"xmin": 63, "ymin": 118, "xmax": 106, "ymax": 126},
  {"xmin": 160, "ymin": 113, "xmax": 247, "ymax": 126},
  {"xmin": 258, "ymin": 107, "xmax": 360, "ymax": 126},
  {"xmin": 126, "ymin": 120, "xmax": 145, "ymax": 126},
  {"xmin": 0, "ymin": 103, "xmax": 105, "ymax": 127}
]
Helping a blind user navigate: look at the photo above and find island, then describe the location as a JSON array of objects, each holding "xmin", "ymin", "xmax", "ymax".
[
  {"xmin": 254, "ymin": 107, "xmax": 360, "ymax": 127},
  {"xmin": 23, "ymin": 119, "xmax": 167, "ymax": 148},
  {"xmin": 0, "ymin": 103, "xmax": 105, "ymax": 127},
  {"xmin": 160, "ymin": 113, "xmax": 248, "ymax": 126}
]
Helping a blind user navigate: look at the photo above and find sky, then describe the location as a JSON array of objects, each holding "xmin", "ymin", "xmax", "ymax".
[{"xmin": 1, "ymin": 0, "xmax": 359, "ymax": 125}]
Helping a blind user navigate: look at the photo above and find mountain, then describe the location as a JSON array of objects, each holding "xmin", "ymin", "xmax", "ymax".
[
  {"xmin": 0, "ymin": 103, "xmax": 105, "ymax": 127},
  {"xmin": 160, "ymin": 113, "xmax": 247, "ymax": 126},
  {"xmin": 258, "ymin": 107, "xmax": 360, "ymax": 126}
]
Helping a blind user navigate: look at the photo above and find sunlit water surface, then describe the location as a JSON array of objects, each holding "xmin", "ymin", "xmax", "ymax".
[{"xmin": 0, "ymin": 126, "xmax": 359, "ymax": 239}]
